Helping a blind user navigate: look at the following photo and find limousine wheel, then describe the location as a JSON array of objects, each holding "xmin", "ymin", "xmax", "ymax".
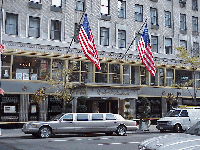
[
  {"xmin": 174, "ymin": 124, "xmax": 182, "ymax": 133},
  {"xmin": 39, "ymin": 126, "xmax": 52, "ymax": 138},
  {"xmin": 116, "ymin": 125, "xmax": 126, "ymax": 136}
]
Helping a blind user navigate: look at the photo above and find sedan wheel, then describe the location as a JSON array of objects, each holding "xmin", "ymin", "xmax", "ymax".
[
  {"xmin": 174, "ymin": 124, "xmax": 182, "ymax": 133},
  {"xmin": 39, "ymin": 126, "xmax": 52, "ymax": 138},
  {"xmin": 116, "ymin": 125, "xmax": 126, "ymax": 136}
]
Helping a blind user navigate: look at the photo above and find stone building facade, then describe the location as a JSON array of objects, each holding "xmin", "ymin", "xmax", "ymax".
[{"xmin": 0, "ymin": 0, "xmax": 200, "ymax": 122}]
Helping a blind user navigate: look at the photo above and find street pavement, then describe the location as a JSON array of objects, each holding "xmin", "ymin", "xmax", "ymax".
[{"xmin": 0, "ymin": 125, "xmax": 159, "ymax": 138}]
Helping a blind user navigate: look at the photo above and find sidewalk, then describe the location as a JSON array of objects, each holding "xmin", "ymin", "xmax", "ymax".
[{"xmin": 0, "ymin": 125, "xmax": 159, "ymax": 138}]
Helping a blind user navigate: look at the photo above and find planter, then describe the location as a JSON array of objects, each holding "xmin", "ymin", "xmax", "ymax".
[{"xmin": 139, "ymin": 120, "xmax": 151, "ymax": 131}]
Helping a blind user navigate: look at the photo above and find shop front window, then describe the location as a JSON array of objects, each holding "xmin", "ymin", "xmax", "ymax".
[
  {"xmin": 81, "ymin": 61, "xmax": 93, "ymax": 83},
  {"xmin": 12, "ymin": 56, "xmax": 50, "ymax": 81},
  {"xmin": 95, "ymin": 63, "xmax": 108, "ymax": 83},
  {"xmin": 109, "ymin": 64, "xmax": 120, "ymax": 84},
  {"xmin": 123, "ymin": 65, "xmax": 130, "ymax": 84},
  {"xmin": 175, "ymin": 70, "xmax": 193, "ymax": 87},
  {"xmin": 52, "ymin": 59, "xmax": 64, "ymax": 81},
  {"xmin": 2, "ymin": 55, "xmax": 11, "ymax": 79},
  {"xmin": 69, "ymin": 61, "xmax": 80, "ymax": 82},
  {"xmin": 0, "ymin": 94, "xmax": 20, "ymax": 122},
  {"xmin": 166, "ymin": 69, "xmax": 174, "ymax": 86},
  {"xmin": 140, "ymin": 67, "xmax": 148, "ymax": 85}
]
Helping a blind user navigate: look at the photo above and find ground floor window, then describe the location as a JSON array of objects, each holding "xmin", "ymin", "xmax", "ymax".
[{"xmin": 0, "ymin": 94, "xmax": 20, "ymax": 122}]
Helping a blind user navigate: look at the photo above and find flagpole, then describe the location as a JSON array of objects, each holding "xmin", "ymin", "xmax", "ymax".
[
  {"xmin": 67, "ymin": 8, "xmax": 87, "ymax": 53},
  {"xmin": 122, "ymin": 19, "xmax": 147, "ymax": 59}
]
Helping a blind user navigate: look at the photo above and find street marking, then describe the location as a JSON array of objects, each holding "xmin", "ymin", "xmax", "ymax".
[
  {"xmin": 111, "ymin": 143, "xmax": 121, "ymax": 145},
  {"xmin": 54, "ymin": 140, "xmax": 66, "ymax": 142},
  {"xmin": 98, "ymin": 141, "xmax": 141, "ymax": 145}
]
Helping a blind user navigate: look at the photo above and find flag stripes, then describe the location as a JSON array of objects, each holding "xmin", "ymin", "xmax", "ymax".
[
  {"xmin": 137, "ymin": 24, "xmax": 156, "ymax": 76},
  {"xmin": 78, "ymin": 14, "xmax": 101, "ymax": 70}
]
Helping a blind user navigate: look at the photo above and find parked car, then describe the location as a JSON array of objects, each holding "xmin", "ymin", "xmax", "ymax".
[
  {"xmin": 157, "ymin": 106, "xmax": 200, "ymax": 133},
  {"xmin": 22, "ymin": 113, "xmax": 138, "ymax": 138},
  {"xmin": 138, "ymin": 121, "xmax": 200, "ymax": 150}
]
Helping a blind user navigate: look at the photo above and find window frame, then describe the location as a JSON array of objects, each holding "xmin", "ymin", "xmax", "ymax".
[
  {"xmin": 180, "ymin": 14, "xmax": 186, "ymax": 30},
  {"xmin": 118, "ymin": 0, "xmax": 126, "ymax": 18},
  {"xmin": 118, "ymin": 30, "xmax": 126, "ymax": 48},
  {"xmin": 50, "ymin": 20, "xmax": 61, "ymax": 41},
  {"xmin": 192, "ymin": 16, "xmax": 198, "ymax": 33},
  {"xmin": 28, "ymin": 16, "xmax": 40, "ymax": 38},
  {"xmin": 150, "ymin": 8, "xmax": 158, "ymax": 26},
  {"xmin": 135, "ymin": 4, "xmax": 143, "ymax": 22},
  {"xmin": 75, "ymin": 0, "xmax": 84, "ymax": 11},
  {"xmin": 180, "ymin": 40, "xmax": 187, "ymax": 49},
  {"xmin": 151, "ymin": 36, "xmax": 158, "ymax": 53},
  {"xmin": 100, "ymin": 27, "xmax": 109, "ymax": 46},
  {"xmin": 165, "ymin": 38, "xmax": 172, "ymax": 54},
  {"xmin": 5, "ymin": 12, "xmax": 18, "ymax": 35},
  {"xmin": 165, "ymin": 11, "xmax": 171, "ymax": 28},
  {"xmin": 101, "ymin": 0, "xmax": 110, "ymax": 15},
  {"xmin": 52, "ymin": 0, "xmax": 62, "ymax": 7}
]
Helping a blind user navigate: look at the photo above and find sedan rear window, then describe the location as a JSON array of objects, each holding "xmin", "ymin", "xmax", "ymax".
[
  {"xmin": 92, "ymin": 114, "xmax": 103, "ymax": 121},
  {"xmin": 77, "ymin": 114, "xmax": 88, "ymax": 121},
  {"xmin": 106, "ymin": 114, "xmax": 116, "ymax": 120}
]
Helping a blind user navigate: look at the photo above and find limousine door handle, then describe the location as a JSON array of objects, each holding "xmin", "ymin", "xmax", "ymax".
[
  {"xmin": 114, "ymin": 122, "xmax": 117, "ymax": 123},
  {"xmin": 69, "ymin": 122, "xmax": 73, "ymax": 124}
]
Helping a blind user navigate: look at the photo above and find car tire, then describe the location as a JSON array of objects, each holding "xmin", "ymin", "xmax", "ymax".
[
  {"xmin": 116, "ymin": 125, "xmax": 126, "ymax": 136},
  {"xmin": 105, "ymin": 132, "xmax": 113, "ymax": 136},
  {"xmin": 174, "ymin": 124, "xmax": 182, "ymax": 133},
  {"xmin": 39, "ymin": 126, "xmax": 52, "ymax": 138},
  {"xmin": 160, "ymin": 129, "xmax": 165, "ymax": 133}
]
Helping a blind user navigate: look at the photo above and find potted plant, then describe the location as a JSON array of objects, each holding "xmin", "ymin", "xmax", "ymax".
[{"xmin": 138, "ymin": 97, "xmax": 151, "ymax": 131}]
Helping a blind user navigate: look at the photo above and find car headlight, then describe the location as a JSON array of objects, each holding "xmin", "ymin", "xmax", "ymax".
[{"xmin": 167, "ymin": 121, "xmax": 172, "ymax": 125}]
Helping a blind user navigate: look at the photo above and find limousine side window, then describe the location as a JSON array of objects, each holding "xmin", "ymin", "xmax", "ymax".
[
  {"xmin": 92, "ymin": 114, "xmax": 103, "ymax": 121},
  {"xmin": 106, "ymin": 114, "xmax": 116, "ymax": 120},
  {"xmin": 77, "ymin": 114, "xmax": 88, "ymax": 121},
  {"xmin": 61, "ymin": 114, "xmax": 73, "ymax": 121}
]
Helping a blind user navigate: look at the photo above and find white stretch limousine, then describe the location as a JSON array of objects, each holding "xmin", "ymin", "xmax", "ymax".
[{"xmin": 22, "ymin": 113, "xmax": 138, "ymax": 138}]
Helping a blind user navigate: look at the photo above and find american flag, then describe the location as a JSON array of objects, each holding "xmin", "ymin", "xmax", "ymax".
[
  {"xmin": 137, "ymin": 24, "xmax": 156, "ymax": 76},
  {"xmin": 78, "ymin": 14, "xmax": 101, "ymax": 70}
]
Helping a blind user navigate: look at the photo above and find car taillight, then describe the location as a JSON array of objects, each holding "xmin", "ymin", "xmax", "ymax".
[{"xmin": 136, "ymin": 122, "xmax": 137, "ymax": 126}]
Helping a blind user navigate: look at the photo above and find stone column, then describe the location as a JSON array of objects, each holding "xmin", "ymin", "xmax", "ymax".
[
  {"xmin": 72, "ymin": 97, "xmax": 77, "ymax": 113},
  {"xmin": 19, "ymin": 94, "xmax": 29, "ymax": 122},
  {"xmin": 118, "ymin": 99, "xmax": 125, "ymax": 117},
  {"xmin": 130, "ymin": 98, "xmax": 136, "ymax": 119},
  {"xmin": 40, "ymin": 98, "xmax": 48, "ymax": 121},
  {"xmin": 161, "ymin": 97, "xmax": 167, "ymax": 117}
]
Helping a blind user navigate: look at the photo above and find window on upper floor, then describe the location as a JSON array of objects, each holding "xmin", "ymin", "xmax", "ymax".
[
  {"xmin": 135, "ymin": 5, "xmax": 143, "ymax": 22},
  {"xmin": 151, "ymin": 36, "xmax": 158, "ymax": 53},
  {"xmin": 51, "ymin": 20, "xmax": 61, "ymax": 41},
  {"xmin": 101, "ymin": 0, "xmax": 109, "ymax": 15},
  {"xmin": 52, "ymin": 0, "xmax": 61, "ymax": 7},
  {"xmin": 180, "ymin": 14, "xmax": 186, "ymax": 30},
  {"xmin": 165, "ymin": 38, "xmax": 172, "ymax": 54},
  {"xmin": 29, "ymin": 16, "xmax": 40, "ymax": 38},
  {"xmin": 100, "ymin": 27, "xmax": 109, "ymax": 46},
  {"xmin": 192, "ymin": 0, "xmax": 198, "ymax": 11},
  {"xmin": 30, "ymin": 0, "xmax": 41, "ymax": 3},
  {"xmin": 150, "ymin": 8, "xmax": 158, "ymax": 26},
  {"xmin": 75, "ymin": 0, "xmax": 84, "ymax": 11},
  {"xmin": 192, "ymin": 16, "xmax": 198, "ymax": 35},
  {"xmin": 118, "ymin": 30, "xmax": 126, "ymax": 48},
  {"xmin": 180, "ymin": 40, "xmax": 187, "ymax": 49},
  {"xmin": 118, "ymin": 0, "xmax": 126, "ymax": 18},
  {"xmin": 5, "ymin": 13, "xmax": 18, "ymax": 35},
  {"xmin": 192, "ymin": 42, "xmax": 199, "ymax": 57},
  {"xmin": 74, "ymin": 23, "xmax": 81, "ymax": 43},
  {"xmin": 165, "ymin": 11, "xmax": 171, "ymax": 28}
]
